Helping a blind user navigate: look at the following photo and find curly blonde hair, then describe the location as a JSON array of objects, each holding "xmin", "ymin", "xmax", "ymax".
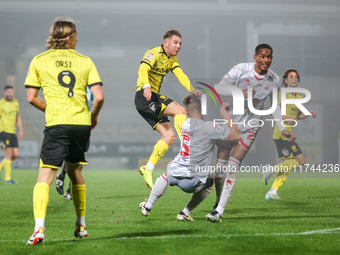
[{"xmin": 46, "ymin": 19, "xmax": 77, "ymax": 49}]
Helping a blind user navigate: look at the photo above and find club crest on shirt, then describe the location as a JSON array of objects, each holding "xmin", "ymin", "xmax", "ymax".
[
  {"xmin": 265, "ymin": 84, "xmax": 271, "ymax": 90},
  {"xmin": 291, "ymin": 145, "xmax": 298, "ymax": 152}
]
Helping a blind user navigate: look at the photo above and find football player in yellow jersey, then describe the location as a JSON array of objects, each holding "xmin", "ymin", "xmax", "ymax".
[
  {"xmin": 25, "ymin": 18, "xmax": 104, "ymax": 245},
  {"xmin": 263, "ymin": 69, "xmax": 317, "ymax": 200},
  {"xmin": 135, "ymin": 29, "xmax": 201, "ymax": 190},
  {"xmin": 0, "ymin": 85, "xmax": 24, "ymax": 184}
]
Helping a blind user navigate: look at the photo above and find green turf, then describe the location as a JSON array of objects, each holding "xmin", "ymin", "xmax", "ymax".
[{"xmin": 0, "ymin": 169, "xmax": 339, "ymax": 255}]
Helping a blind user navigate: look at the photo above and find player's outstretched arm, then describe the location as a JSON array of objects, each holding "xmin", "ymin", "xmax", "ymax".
[
  {"xmin": 90, "ymin": 84, "xmax": 104, "ymax": 130},
  {"xmin": 297, "ymin": 111, "xmax": 317, "ymax": 120},
  {"xmin": 172, "ymin": 67, "xmax": 199, "ymax": 95},
  {"xmin": 27, "ymin": 87, "xmax": 46, "ymax": 112},
  {"xmin": 220, "ymin": 102, "xmax": 241, "ymax": 142}
]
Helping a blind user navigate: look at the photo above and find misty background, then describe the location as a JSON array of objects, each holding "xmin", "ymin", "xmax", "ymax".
[{"xmin": 0, "ymin": 0, "xmax": 339, "ymax": 169}]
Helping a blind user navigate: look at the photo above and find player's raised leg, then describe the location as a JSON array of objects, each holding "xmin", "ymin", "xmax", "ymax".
[
  {"xmin": 163, "ymin": 101, "xmax": 188, "ymax": 141},
  {"xmin": 64, "ymin": 182, "xmax": 72, "ymax": 200},
  {"xmin": 139, "ymin": 122, "xmax": 175, "ymax": 190},
  {"xmin": 139, "ymin": 173, "xmax": 169, "ymax": 216},
  {"xmin": 56, "ymin": 161, "xmax": 67, "ymax": 195}
]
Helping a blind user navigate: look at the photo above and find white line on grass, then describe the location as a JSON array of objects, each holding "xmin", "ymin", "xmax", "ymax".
[{"xmin": 2, "ymin": 227, "xmax": 340, "ymax": 243}]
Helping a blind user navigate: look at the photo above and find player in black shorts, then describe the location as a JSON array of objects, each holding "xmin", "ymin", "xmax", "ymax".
[
  {"xmin": 263, "ymin": 69, "xmax": 317, "ymax": 200},
  {"xmin": 135, "ymin": 29, "xmax": 200, "ymax": 190},
  {"xmin": 25, "ymin": 18, "xmax": 104, "ymax": 245},
  {"xmin": 0, "ymin": 85, "xmax": 24, "ymax": 184}
]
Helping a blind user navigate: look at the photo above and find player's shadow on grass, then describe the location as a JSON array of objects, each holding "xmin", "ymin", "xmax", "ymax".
[
  {"xmin": 44, "ymin": 229, "xmax": 199, "ymax": 245},
  {"xmin": 226, "ymin": 214, "xmax": 340, "ymax": 221},
  {"xmin": 305, "ymin": 195, "xmax": 339, "ymax": 200},
  {"xmin": 96, "ymin": 195, "xmax": 144, "ymax": 199}
]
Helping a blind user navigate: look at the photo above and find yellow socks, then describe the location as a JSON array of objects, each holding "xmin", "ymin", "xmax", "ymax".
[
  {"xmin": 0, "ymin": 159, "xmax": 5, "ymax": 172},
  {"xmin": 148, "ymin": 140, "xmax": 169, "ymax": 166},
  {"xmin": 33, "ymin": 182, "xmax": 50, "ymax": 220},
  {"xmin": 4, "ymin": 159, "xmax": 12, "ymax": 181},
  {"xmin": 271, "ymin": 159, "xmax": 299, "ymax": 191},
  {"xmin": 72, "ymin": 184, "xmax": 86, "ymax": 217},
  {"xmin": 174, "ymin": 114, "xmax": 187, "ymax": 140}
]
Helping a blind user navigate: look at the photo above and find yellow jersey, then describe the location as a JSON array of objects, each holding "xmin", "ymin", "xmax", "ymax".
[
  {"xmin": 25, "ymin": 49, "xmax": 102, "ymax": 127},
  {"xmin": 0, "ymin": 98, "xmax": 19, "ymax": 134},
  {"xmin": 273, "ymin": 92, "xmax": 303, "ymax": 140},
  {"xmin": 136, "ymin": 45, "xmax": 194, "ymax": 94}
]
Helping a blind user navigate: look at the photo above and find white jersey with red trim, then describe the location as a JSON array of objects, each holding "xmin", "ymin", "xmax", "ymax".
[
  {"xmin": 220, "ymin": 62, "xmax": 280, "ymax": 133},
  {"xmin": 168, "ymin": 117, "xmax": 230, "ymax": 183}
]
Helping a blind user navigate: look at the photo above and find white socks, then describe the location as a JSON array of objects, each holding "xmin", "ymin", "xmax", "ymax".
[
  {"xmin": 214, "ymin": 158, "xmax": 228, "ymax": 204},
  {"xmin": 269, "ymin": 188, "xmax": 277, "ymax": 194},
  {"xmin": 145, "ymin": 174, "xmax": 168, "ymax": 209},
  {"xmin": 34, "ymin": 218, "xmax": 45, "ymax": 232},
  {"xmin": 76, "ymin": 216, "xmax": 86, "ymax": 227},
  {"xmin": 182, "ymin": 186, "xmax": 213, "ymax": 215},
  {"xmin": 146, "ymin": 162, "xmax": 155, "ymax": 172},
  {"xmin": 216, "ymin": 157, "xmax": 240, "ymax": 215}
]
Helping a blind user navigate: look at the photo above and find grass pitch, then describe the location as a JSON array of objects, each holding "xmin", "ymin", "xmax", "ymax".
[{"xmin": 0, "ymin": 169, "xmax": 339, "ymax": 255}]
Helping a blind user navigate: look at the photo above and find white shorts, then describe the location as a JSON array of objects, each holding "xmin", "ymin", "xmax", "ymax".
[
  {"xmin": 216, "ymin": 140, "xmax": 236, "ymax": 152},
  {"xmin": 238, "ymin": 130, "xmax": 258, "ymax": 151},
  {"xmin": 167, "ymin": 171, "xmax": 214, "ymax": 193}
]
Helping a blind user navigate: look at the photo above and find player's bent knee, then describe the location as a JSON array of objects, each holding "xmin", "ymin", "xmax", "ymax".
[
  {"xmin": 167, "ymin": 134, "xmax": 176, "ymax": 145},
  {"xmin": 298, "ymin": 158, "xmax": 306, "ymax": 166},
  {"xmin": 163, "ymin": 129, "xmax": 176, "ymax": 143},
  {"xmin": 177, "ymin": 108, "xmax": 187, "ymax": 115}
]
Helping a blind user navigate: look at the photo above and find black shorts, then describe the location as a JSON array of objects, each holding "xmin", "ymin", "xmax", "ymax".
[
  {"xmin": 134, "ymin": 89, "xmax": 173, "ymax": 129},
  {"xmin": 1, "ymin": 132, "xmax": 18, "ymax": 149},
  {"xmin": 39, "ymin": 125, "xmax": 91, "ymax": 169},
  {"xmin": 274, "ymin": 139, "xmax": 302, "ymax": 160}
]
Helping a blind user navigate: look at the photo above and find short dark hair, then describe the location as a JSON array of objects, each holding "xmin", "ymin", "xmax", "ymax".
[
  {"xmin": 183, "ymin": 94, "xmax": 201, "ymax": 113},
  {"xmin": 282, "ymin": 69, "xmax": 300, "ymax": 87},
  {"xmin": 4, "ymin": 85, "xmax": 13, "ymax": 91},
  {"xmin": 255, "ymin": 44, "xmax": 273, "ymax": 55},
  {"xmin": 163, "ymin": 29, "xmax": 182, "ymax": 40}
]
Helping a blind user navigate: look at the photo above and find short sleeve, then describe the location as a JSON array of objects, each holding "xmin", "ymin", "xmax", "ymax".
[
  {"xmin": 140, "ymin": 48, "xmax": 159, "ymax": 68},
  {"xmin": 24, "ymin": 57, "xmax": 41, "ymax": 88},
  {"xmin": 223, "ymin": 64, "xmax": 243, "ymax": 85},
  {"xmin": 16, "ymin": 100, "xmax": 20, "ymax": 113},
  {"xmin": 87, "ymin": 58, "xmax": 102, "ymax": 87}
]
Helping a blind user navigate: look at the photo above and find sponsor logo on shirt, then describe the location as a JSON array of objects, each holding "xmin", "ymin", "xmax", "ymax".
[{"xmin": 145, "ymin": 52, "xmax": 154, "ymax": 60}]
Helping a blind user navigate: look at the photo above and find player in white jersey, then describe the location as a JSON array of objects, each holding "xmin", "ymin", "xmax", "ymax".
[
  {"xmin": 207, "ymin": 44, "xmax": 296, "ymax": 222},
  {"xmin": 139, "ymin": 94, "xmax": 240, "ymax": 221}
]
